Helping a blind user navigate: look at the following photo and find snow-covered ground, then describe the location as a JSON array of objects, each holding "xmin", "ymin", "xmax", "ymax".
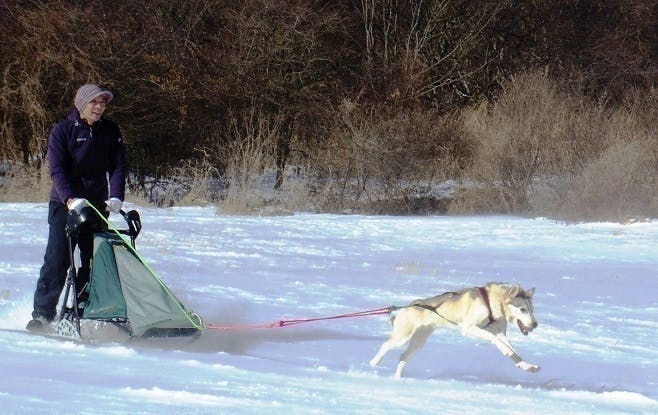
[{"xmin": 0, "ymin": 203, "xmax": 656, "ymax": 415}]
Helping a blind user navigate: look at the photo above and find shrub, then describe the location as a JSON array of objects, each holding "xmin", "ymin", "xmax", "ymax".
[
  {"xmin": 572, "ymin": 139, "xmax": 657, "ymax": 220},
  {"xmin": 310, "ymin": 100, "xmax": 466, "ymax": 214},
  {"xmin": 0, "ymin": 162, "xmax": 50, "ymax": 202},
  {"xmin": 536, "ymin": 94, "xmax": 658, "ymax": 221},
  {"xmin": 457, "ymin": 70, "xmax": 586, "ymax": 213},
  {"xmin": 458, "ymin": 70, "xmax": 658, "ymax": 220}
]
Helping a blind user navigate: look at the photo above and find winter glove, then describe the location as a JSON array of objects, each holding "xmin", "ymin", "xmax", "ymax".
[
  {"xmin": 67, "ymin": 198, "xmax": 88, "ymax": 214},
  {"xmin": 105, "ymin": 197, "xmax": 123, "ymax": 213}
]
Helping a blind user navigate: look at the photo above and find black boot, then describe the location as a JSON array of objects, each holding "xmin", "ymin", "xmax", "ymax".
[{"xmin": 26, "ymin": 313, "xmax": 50, "ymax": 332}]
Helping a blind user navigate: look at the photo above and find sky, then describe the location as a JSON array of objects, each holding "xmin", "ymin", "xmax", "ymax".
[{"xmin": 0, "ymin": 203, "xmax": 656, "ymax": 415}]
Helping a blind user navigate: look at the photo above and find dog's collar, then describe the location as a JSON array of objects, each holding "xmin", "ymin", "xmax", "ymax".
[{"xmin": 478, "ymin": 286, "xmax": 495, "ymax": 326}]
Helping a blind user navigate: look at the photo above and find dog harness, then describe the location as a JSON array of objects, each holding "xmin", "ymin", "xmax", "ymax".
[{"xmin": 478, "ymin": 286, "xmax": 496, "ymax": 326}]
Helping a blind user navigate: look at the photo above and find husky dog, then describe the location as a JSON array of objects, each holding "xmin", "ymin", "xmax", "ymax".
[{"xmin": 369, "ymin": 282, "xmax": 540, "ymax": 378}]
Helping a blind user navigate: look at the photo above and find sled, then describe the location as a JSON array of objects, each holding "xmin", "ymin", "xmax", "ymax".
[{"xmin": 52, "ymin": 205, "xmax": 203, "ymax": 342}]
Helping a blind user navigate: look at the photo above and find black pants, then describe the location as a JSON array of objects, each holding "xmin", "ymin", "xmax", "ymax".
[{"xmin": 32, "ymin": 202, "xmax": 97, "ymax": 321}]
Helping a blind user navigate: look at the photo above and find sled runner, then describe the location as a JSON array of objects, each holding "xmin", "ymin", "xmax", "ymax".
[{"xmin": 50, "ymin": 205, "xmax": 203, "ymax": 342}]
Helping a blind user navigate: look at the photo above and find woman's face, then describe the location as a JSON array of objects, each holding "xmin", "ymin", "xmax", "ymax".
[{"xmin": 80, "ymin": 97, "xmax": 107, "ymax": 125}]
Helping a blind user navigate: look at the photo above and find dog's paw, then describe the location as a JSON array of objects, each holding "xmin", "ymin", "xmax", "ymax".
[
  {"xmin": 368, "ymin": 358, "xmax": 379, "ymax": 368},
  {"xmin": 516, "ymin": 361, "xmax": 541, "ymax": 373},
  {"xmin": 394, "ymin": 361, "xmax": 407, "ymax": 378}
]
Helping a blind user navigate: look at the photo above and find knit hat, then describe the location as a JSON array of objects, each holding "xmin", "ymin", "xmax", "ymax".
[{"xmin": 74, "ymin": 84, "xmax": 113, "ymax": 112}]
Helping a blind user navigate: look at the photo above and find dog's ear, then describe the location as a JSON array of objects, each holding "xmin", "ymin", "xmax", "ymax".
[
  {"xmin": 508, "ymin": 284, "xmax": 521, "ymax": 299},
  {"xmin": 525, "ymin": 287, "xmax": 535, "ymax": 298}
]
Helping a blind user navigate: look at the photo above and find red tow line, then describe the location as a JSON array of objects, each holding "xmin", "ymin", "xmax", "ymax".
[{"xmin": 205, "ymin": 306, "xmax": 396, "ymax": 331}]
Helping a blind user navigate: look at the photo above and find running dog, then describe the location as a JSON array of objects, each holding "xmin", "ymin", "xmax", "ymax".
[{"xmin": 369, "ymin": 282, "xmax": 540, "ymax": 378}]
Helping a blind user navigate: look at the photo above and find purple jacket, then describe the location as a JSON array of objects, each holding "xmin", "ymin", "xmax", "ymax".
[{"xmin": 48, "ymin": 109, "xmax": 127, "ymax": 205}]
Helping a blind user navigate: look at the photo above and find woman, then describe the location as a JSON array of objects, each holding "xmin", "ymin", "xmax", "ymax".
[{"xmin": 27, "ymin": 83, "xmax": 128, "ymax": 331}]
